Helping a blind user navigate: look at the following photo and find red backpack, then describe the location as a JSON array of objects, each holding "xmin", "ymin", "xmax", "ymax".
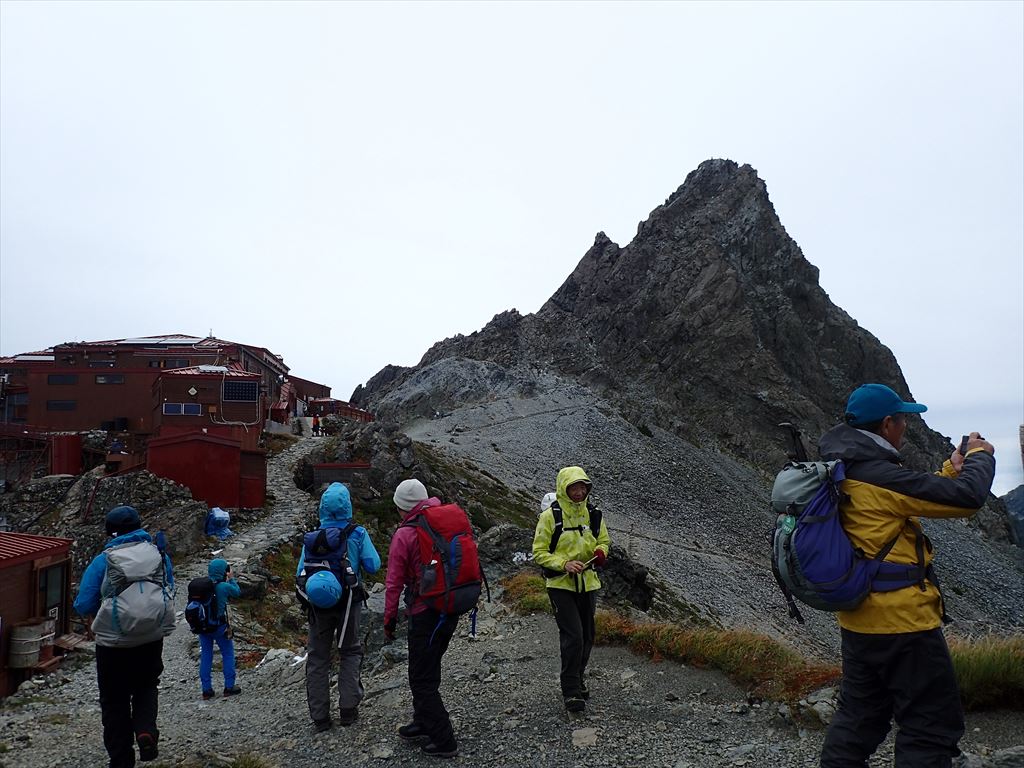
[{"xmin": 403, "ymin": 503, "xmax": 486, "ymax": 616}]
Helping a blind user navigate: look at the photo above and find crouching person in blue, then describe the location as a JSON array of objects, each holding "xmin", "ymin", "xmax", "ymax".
[
  {"xmin": 296, "ymin": 482, "xmax": 381, "ymax": 731},
  {"xmin": 73, "ymin": 506, "xmax": 175, "ymax": 767},
  {"xmin": 199, "ymin": 559, "xmax": 241, "ymax": 699}
]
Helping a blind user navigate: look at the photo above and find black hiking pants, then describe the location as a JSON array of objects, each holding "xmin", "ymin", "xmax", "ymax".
[
  {"xmin": 821, "ymin": 627, "xmax": 964, "ymax": 768},
  {"xmin": 96, "ymin": 640, "xmax": 164, "ymax": 768},
  {"xmin": 548, "ymin": 587, "xmax": 597, "ymax": 699},
  {"xmin": 407, "ymin": 609, "xmax": 459, "ymax": 749}
]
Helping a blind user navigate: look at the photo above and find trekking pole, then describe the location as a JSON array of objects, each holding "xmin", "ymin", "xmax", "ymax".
[
  {"xmin": 337, "ymin": 589, "xmax": 354, "ymax": 649},
  {"xmin": 778, "ymin": 422, "xmax": 809, "ymax": 462}
]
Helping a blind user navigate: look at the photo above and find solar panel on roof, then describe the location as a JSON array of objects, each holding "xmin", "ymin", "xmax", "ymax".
[{"xmin": 223, "ymin": 381, "xmax": 258, "ymax": 402}]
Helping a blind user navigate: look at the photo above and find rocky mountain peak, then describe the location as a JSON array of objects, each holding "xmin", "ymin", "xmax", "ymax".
[{"xmin": 354, "ymin": 159, "xmax": 949, "ymax": 471}]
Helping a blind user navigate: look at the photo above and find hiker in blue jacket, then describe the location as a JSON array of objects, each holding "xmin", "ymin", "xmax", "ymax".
[
  {"xmin": 199, "ymin": 558, "xmax": 241, "ymax": 700},
  {"xmin": 296, "ymin": 482, "xmax": 381, "ymax": 731},
  {"xmin": 73, "ymin": 506, "xmax": 174, "ymax": 767}
]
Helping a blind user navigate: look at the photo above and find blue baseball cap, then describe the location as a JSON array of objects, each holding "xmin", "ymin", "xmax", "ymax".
[{"xmin": 845, "ymin": 384, "xmax": 927, "ymax": 427}]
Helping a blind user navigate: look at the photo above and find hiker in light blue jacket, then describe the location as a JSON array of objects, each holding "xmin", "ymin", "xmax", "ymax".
[
  {"xmin": 296, "ymin": 482, "xmax": 381, "ymax": 731},
  {"xmin": 73, "ymin": 505, "xmax": 174, "ymax": 767},
  {"xmin": 199, "ymin": 558, "xmax": 241, "ymax": 700}
]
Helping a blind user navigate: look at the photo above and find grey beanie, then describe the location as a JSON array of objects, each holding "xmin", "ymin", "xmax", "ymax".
[{"xmin": 394, "ymin": 479, "xmax": 429, "ymax": 511}]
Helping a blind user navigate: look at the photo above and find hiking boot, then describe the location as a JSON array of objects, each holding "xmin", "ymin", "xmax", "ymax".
[
  {"xmin": 564, "ymin": 696, "xmax": 586, "ymax": 713},
  {"xmin": 202, "ymin": 689, "xmax": 216, "ymax": 700},
  {"xmin": 422, "ymin": 740, "xmax": 459, "ymax": 758},
  {"xmin": 337, "ymin": 708, "xmax": 358, "ymax": 726},
  {"xmin": 313, "ymin": 718, "xmax": 332, "ymax": 733},
  {"xmin": 580, "ymin": 682, "xmax": 590, "ymax": 700},
  {"xmin": 223, "ymin": 686, "xmax": 242, "ymax": 696},
  {"xmin": 398, "ymin": 722, "xmax": 430, "ymax": 741},
  {"xmin": 136, "ymin": 732, "xmax": 158, "ymax": 762}
]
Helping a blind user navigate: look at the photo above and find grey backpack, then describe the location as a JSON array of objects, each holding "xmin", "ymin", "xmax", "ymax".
[{"xmin": 92, "ymin": 540, "xmax": 175, "ymax": 647}]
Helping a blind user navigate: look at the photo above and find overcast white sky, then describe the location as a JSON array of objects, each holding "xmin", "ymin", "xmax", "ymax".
[{"xmin": 2, "ymin": 1, "xmax": 1022, "ymax": 493}]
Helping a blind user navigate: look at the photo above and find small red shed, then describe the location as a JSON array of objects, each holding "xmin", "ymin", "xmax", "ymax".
[{"xmin": 0, "ymin": 532, "xmax": 73, "ymax": 696}]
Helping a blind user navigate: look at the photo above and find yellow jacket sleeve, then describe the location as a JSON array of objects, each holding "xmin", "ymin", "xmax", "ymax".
[{"xmin": 532, "ymin": 510, "xmax": 564, "ymax": 573}]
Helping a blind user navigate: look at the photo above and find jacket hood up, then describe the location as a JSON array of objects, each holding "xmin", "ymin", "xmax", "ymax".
[
  {"xmin": 555, "ymin": 466, "xmax": 592, "ymax": 515},
  {"xmin": 208, "ymin": 558, "xmax": 229, "ymax": 582},
  {"xmin": 319, "ymin": 482, "xmax": 353, "ymax": 524}
]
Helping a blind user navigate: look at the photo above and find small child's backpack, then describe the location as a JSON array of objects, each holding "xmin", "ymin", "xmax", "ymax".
[
  {"xmin": 402, "ymin": 503, "xmax": 487, "ymax": 616},
  {"xmin": 296, "ymin": 523, "xmax": 359, "ymax": 609},
  {"xmin": 184, "ymin": 576, "xmax": 220, "ymax": 634},
  {"xmin": 770, "ymin": 459, "xmax": 929, "ymax": 623}
]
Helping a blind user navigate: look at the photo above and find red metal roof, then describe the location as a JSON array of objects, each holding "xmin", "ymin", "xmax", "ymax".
[
  {"xmin": 0, "ymin": 531, "xmax": 73, "ymax": 569},
  {"xmin": 162, "ymin": 363, "xmax": 258, "ymax": 378}
]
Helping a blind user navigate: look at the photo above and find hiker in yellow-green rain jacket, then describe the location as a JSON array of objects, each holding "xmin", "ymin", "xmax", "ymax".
[{"xmin": 532, "ymin": 466, "xmax": 610, "ymax": 713}]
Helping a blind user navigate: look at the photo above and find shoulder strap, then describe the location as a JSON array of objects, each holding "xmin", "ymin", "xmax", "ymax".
[
  {"xmin": 588, "ymin": 504, "xmax": 602, "ymax": 539},
  {"xmin": 548, "ymin": 502, "xmax": 564, "ymax": 554}
]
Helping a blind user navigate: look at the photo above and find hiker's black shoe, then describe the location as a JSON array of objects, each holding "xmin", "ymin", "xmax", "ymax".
[
  {"xmin": 337, "ymin": 708, "xmax": 359, "ymax": 726},
  {"xmin": 223, "ymin": 685, "xmax": 242, "ymax": 696},
  {"xmin": 422, "ymin": 740, "xmax": 459, "ymax": 758},
  {"xmin": 580, "ymin": 682, "xmax": 591, "ymax": 700},
  {"xmin": 136, "ymin": 732, "xmax": 158, "ymax": 762},
  {"xmin": 201, "ymin": 689, "xmax": 215, "ymax": 700},
  {"xmin": 398, "ymin": 722, "xmax": 429, "ymax": 741},
  {"xmin": 564, "ymin": 696, "xmax": 586, "ymax": 713},
  {"xmin": 313, "ymin": 718, "xmax": 332, "ymax": 733}
]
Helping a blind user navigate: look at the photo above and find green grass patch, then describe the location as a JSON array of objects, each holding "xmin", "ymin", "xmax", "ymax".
[
  {"xmin": 594, "ymin": 611, "xmax": 840, "ymax": 702},
  {"xmin": 502, "ymin": 571, "xmax": 551, "ymax": 614},
  {"xmin": 949, "ymin": 634, "xmax": 1024, "ymax": 710},
  {"xmin": 231, "ymin": 754, "xmax": 276, "ymax": 768},
  {"xmin": 260, "ymin": 432, "xmax": 298, "ymax": 457}
]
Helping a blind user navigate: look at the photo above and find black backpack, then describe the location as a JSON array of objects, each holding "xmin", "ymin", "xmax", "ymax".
[
  {"xmin": 540, "ymin": 501, "xmax": 603, "ymax": 578},
  {"xmin": 184, "ymin": 576, "xmax": 221, "ymax": 634}
]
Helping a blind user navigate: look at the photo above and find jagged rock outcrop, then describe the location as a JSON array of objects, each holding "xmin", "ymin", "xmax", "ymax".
[{"xmin": 353, "ymin": 159, "xmax": 949, "ymax": 473}]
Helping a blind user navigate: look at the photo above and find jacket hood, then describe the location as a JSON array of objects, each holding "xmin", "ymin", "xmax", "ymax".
[
  {"xmin": 555, "ymin": 466, "xmax": 592, "ymax": 515},
  {"xmin": 319, "ymin": 482, "xmax": 353, "ymax": 524},
  {"xmin": 819, "ymin": 423, "xmax": 902, "ymax": 463},
  {"xmin": 208, "ymin": 558, "xmax": 229, "ymax": 582},
  {"xmin": 103, "ymin": 529, "xmax": 152, "ymax": 550}
]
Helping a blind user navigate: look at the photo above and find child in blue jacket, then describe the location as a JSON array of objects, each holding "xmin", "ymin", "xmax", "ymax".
[{"xmin": 199, "ymin": 558, "xmax": 241, "ymax": 699}]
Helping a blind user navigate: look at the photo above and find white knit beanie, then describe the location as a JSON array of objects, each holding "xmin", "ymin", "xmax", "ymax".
[{"xmin": 394, "ymin": 478, "xmax": 429, "ymax": 511}]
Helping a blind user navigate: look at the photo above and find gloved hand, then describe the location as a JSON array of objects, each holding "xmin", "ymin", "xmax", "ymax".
[
  {"xmin": 384, "ymin": 618, "xmax": 396, "ymax": 644},
  {"xmin": 592, "ymin": 549, "xmax": 607, "ymax": 569}
]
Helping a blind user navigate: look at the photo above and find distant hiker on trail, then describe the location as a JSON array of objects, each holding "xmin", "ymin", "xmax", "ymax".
[
  {"xmin": 193, "ymin": 558, "xmax": 241, "ymax": 700},
  {"xmin": 311, "ymin": 414, "xmax": 320, "ymax": 436},
  {"xmin": 73, "ymin": 506, "xmax": 175, "ymax": 767},
  {"xmin": 384, "ymin": 479, "xmax": 471, "ymax": 759},
  {"xmin": 296, "ymin": 482, "xmax": 380, "ymax": 731},
  {"xmin": 817, "ymin": 383, "xmax": 995, "ymax": 768},
  {"xmin": 532, "ymin": 466, "xmax": 610, "ymax": 713}
]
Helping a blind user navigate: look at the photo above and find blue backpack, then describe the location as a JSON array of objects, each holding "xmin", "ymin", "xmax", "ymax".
[{"xmin": 770, "ymin": 459, "xmax": 931, "ymax": 623}]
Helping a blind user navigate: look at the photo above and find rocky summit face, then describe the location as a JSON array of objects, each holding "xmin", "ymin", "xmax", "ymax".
[
  {"xmin": 354, "ymin": 159, "xmax": 946, "ymax": 470},
  {"xmin": 352, "ymin": 159, "xmax": 1022, "ymax": 651}
]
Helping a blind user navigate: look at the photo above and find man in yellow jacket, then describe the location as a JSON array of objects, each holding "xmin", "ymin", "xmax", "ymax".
[
  {"xmin": 818, "ymin": 384, "xmax": 995, "ymax": 768},
  {"xmin": 532, "ymin": 466, "xmax": 611, "ymax": 713}
]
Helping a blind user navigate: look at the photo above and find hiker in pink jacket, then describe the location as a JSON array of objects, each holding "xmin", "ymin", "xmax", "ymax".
[{"xmin": 383, "ymin": 479, "xmax": 460, "ymax": 759}]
